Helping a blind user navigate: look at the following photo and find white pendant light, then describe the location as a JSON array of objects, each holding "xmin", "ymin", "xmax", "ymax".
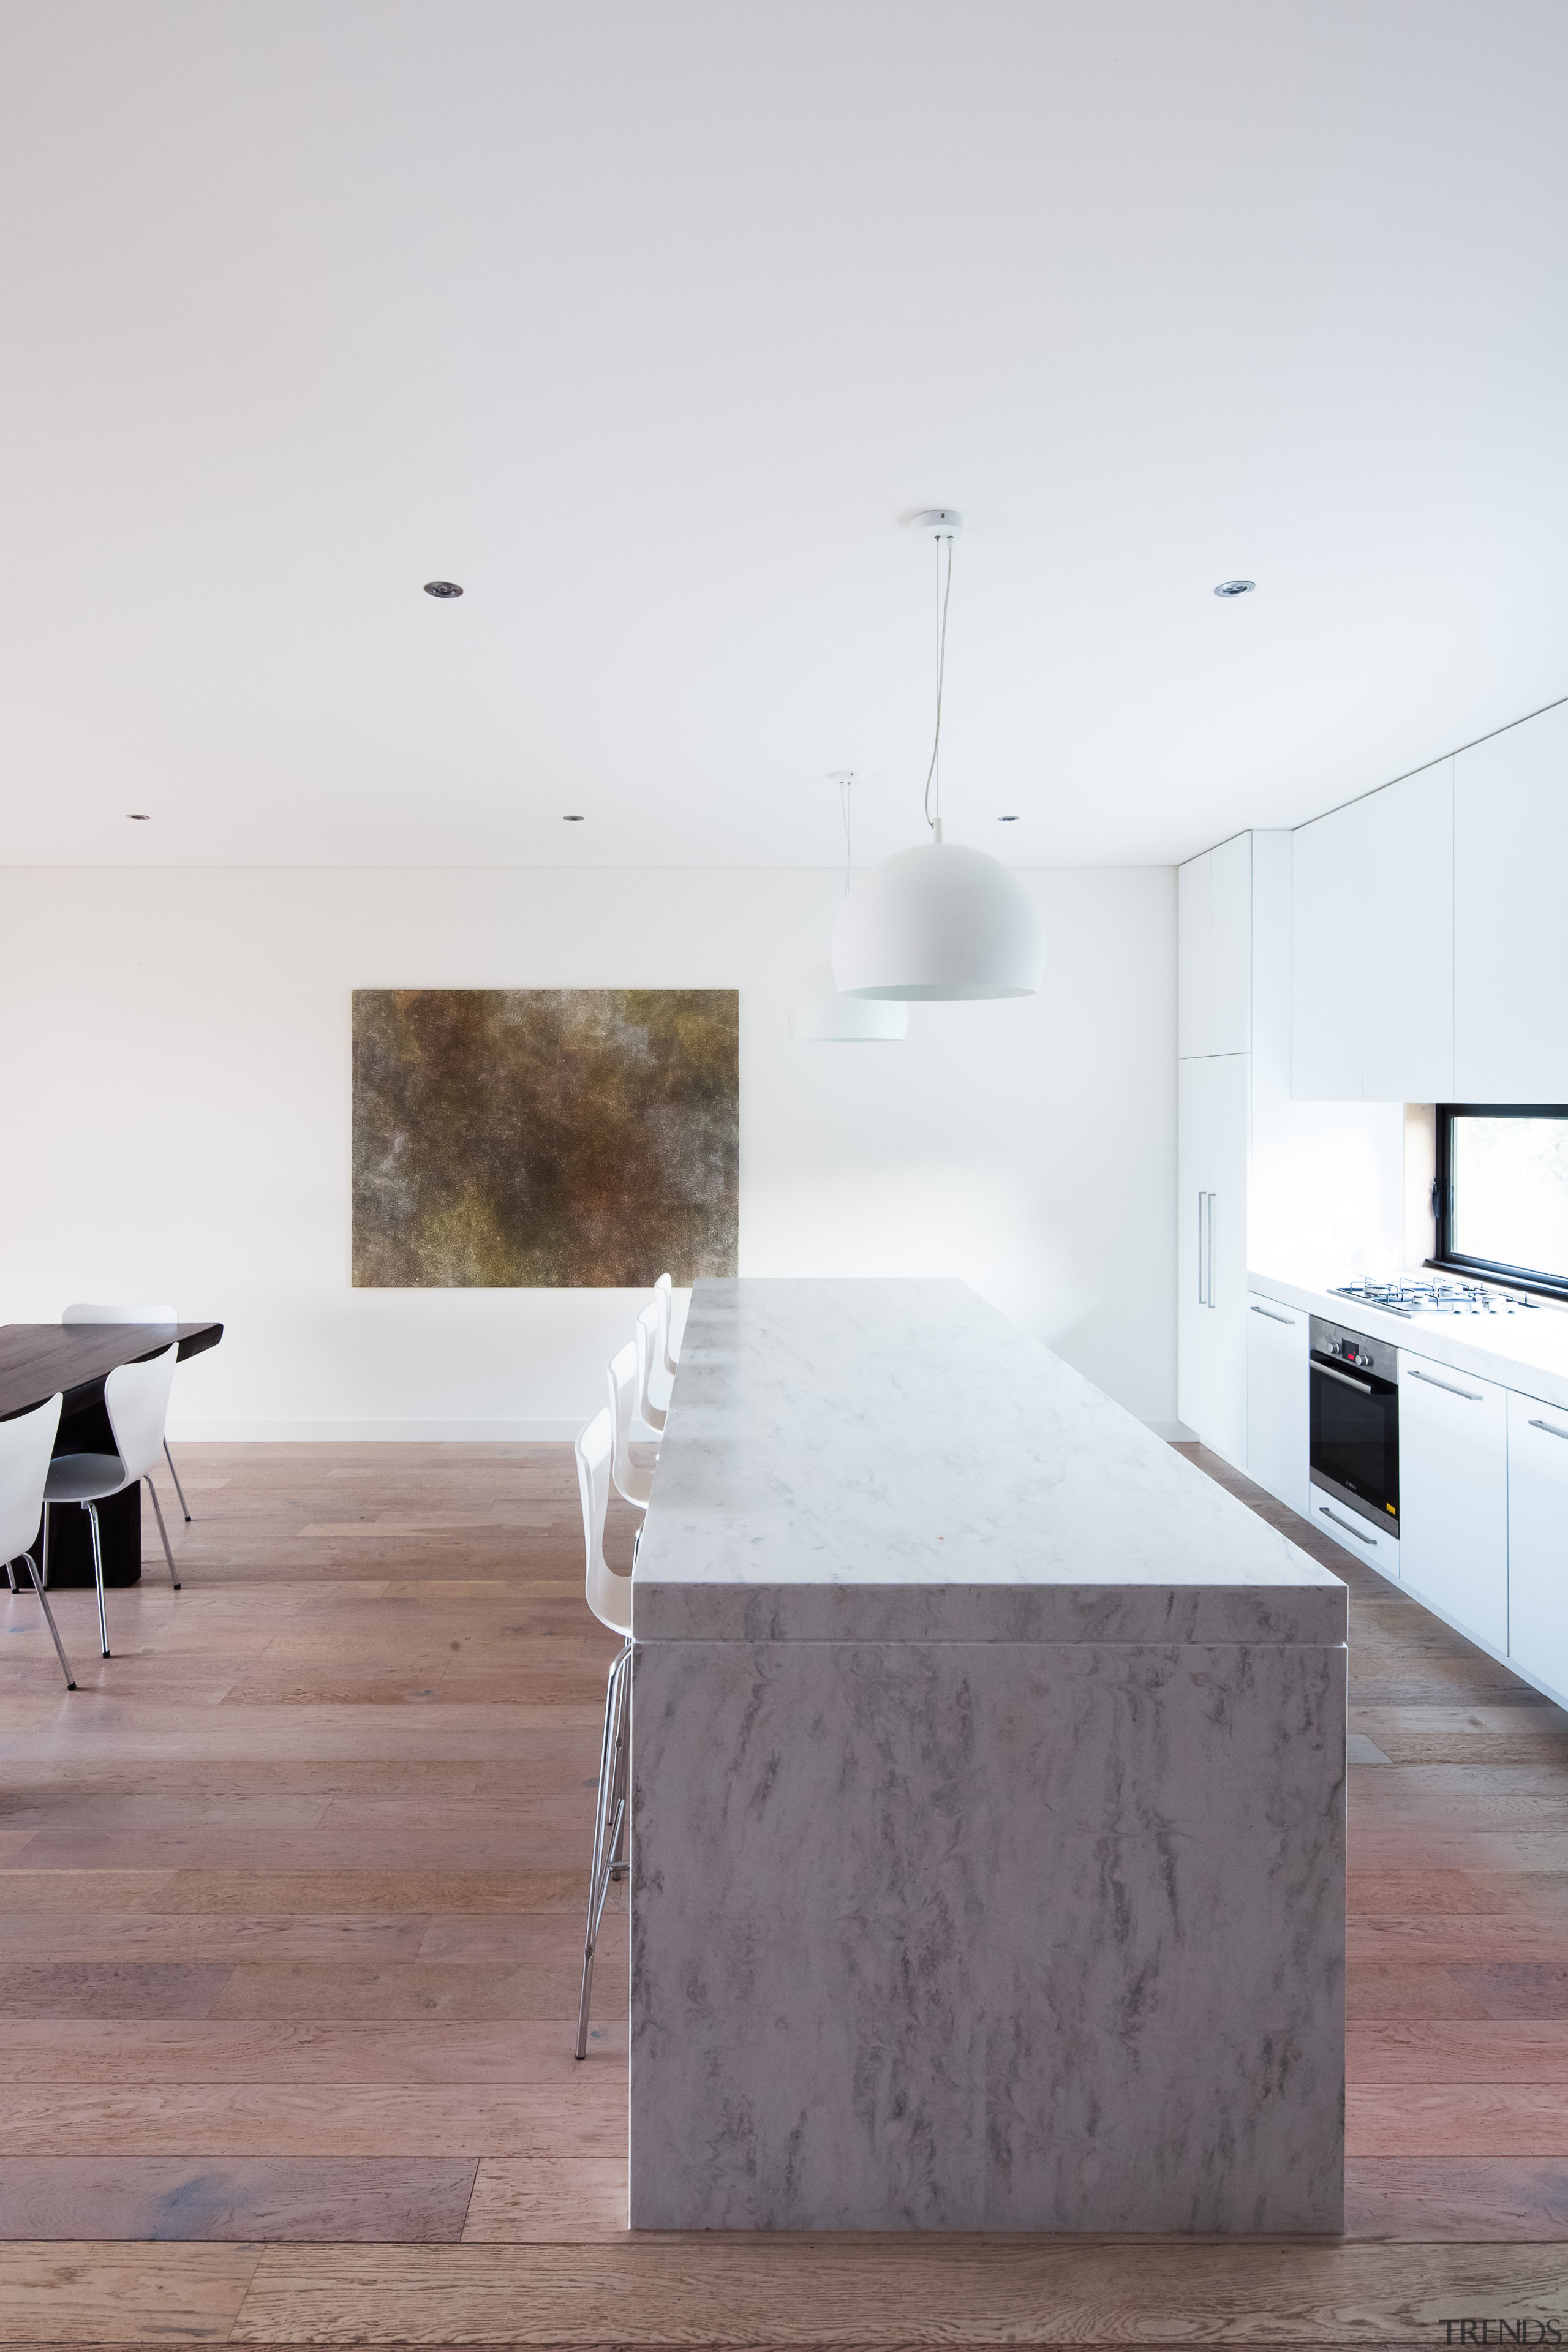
[
  {"xmin": 790, "ymin": 775, "xmax": 908, "ymax": 1042},
  {"xmin": 831, "ymin": 511, "xmax": 1045, "ymax": 1002}
]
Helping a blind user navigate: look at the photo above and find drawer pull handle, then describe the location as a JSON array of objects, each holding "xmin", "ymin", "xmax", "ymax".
[
  {"xmin": 1250, "ymin": 1303, "xmax": 1294, "ymax": 1325},
  {"xmin": 1528, "ymin": 1417, "xmax": 1568, "ymax": 1443},
  {"xmin": 1407, "ymin": 1367, "xmax": 1483, "ymax": 1403},
  {"xmin": 1319, "ymin": 1503, "xmax": 1378, "ymax": 1546}
]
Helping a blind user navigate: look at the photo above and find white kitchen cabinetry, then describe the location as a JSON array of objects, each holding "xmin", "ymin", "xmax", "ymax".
[
  {"xmin": 1507, "ymin": 1391, "xmax": 1568, "ymax": 1706},
  {"xmin": 1292, "ymin": 795, "xmax": 1367, "ymax": 1099},
  {"xmin": 1360, "ymin": 761, "xmax": 1454, "ymax": 1103},
  {"xmin": 1399, "ymin": 1351, "xmax": 1509, "ymax": 1653},
  {"xmin": 1291, "ymin": 761, "xmax": 1453, "ymax": 1103},
  {"xmin": 1178, "ymin": 834, "xmax": 1251, "ymax": 1059},
  {"xmin": 1455, "ymin": 701, "xmax": 1568, "ymax": 1101},
  {"xmin": 1246, "ymin": 1294, "xmax": 1309, "ymax": 1514},
  {"xmin": 1178, "ymin": 1055, "xmax": 1250, "ymax": 1466}
]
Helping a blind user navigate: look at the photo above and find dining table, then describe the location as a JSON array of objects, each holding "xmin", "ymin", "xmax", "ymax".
[{"xmin": 0, "ymin": 1320, "xmax": 224, "ymax": 1586}]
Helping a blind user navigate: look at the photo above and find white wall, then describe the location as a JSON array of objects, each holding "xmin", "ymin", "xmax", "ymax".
[{"xmin": 0, "ymin": 864, "xmax": 1177, "ymax": 1434}]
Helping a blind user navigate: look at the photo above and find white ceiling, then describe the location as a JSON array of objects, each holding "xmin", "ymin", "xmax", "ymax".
[{"xmin": 2, "ymin": 0, "xmax": 1566, "ymax": 870}]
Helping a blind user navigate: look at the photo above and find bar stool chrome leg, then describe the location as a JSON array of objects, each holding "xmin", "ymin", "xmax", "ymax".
[
  {"xmin": 575, "ymin": 1641, "xmax": 631, "ymax": 2060},
  {"xmin": 83, "ymin": 1502, "xmax": 110, "ymax": 1657},
  {"xmin": 144, "ymin": 1476, "xmax": 180, "ymax": 1588},
  {"xmin": 164, "ymin": 1440, "xmax": 192, "ymax": 1523},
  {"xmin": 19, "ymin": 1551, "xmax": 75, "ymax": 1689}
]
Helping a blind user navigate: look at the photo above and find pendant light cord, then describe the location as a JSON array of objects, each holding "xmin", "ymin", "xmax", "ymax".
[{"xmin": 922, "ymin": 532, "xmax": 954, "ymax": 835}]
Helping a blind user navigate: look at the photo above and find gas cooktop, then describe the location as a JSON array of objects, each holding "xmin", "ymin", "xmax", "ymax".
[{"xmin": 1327, "ymin": 1276, "xmax": 1543, "ymax": 1320}]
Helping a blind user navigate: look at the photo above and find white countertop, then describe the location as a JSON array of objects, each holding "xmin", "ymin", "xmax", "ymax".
[
  {"xmin": 635, "ymin": 1277, "xmax": 1344, "ymax": 1646},
  {"xmin": 1248, "ymin": 1269, "xmax": 1568, "ymax": 1412}
]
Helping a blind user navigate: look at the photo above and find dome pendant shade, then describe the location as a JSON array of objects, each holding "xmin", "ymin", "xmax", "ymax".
[
  {"xmin": 790, "ymin": 959, "xmax": 909, "ymax": 1041},
  {"xmin": 831, "ymin": 839, "xmax": 1046, "ymax": 1001}
]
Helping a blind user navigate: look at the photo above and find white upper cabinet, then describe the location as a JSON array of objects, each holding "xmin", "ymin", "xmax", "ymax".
[
  {"xmin": 1179, "ymin": 834, "xmax": 1251, "ymax": 1058},
  {"xmin": 1455, "ymin": 701, "xmax": 1568, "ymax": 1102},
  {"xmin": 1209, "ymin": 834, "xmax": 1253, "ymax": 1057},
  {"xmin": 1360, "ymin": 760, "xmax": 1454, "ymax": 1104},
  {"xmin": 1177, "ymin": 852, "xmax": 1212, "ymax": 1058},
  {"xmin": 1291, "ymin": 761, "xmax": 1453, "ymax": 1103},
  {"xmin": 1292, "ymin": 796, "xmax": 1367, "ymax": 1098}
]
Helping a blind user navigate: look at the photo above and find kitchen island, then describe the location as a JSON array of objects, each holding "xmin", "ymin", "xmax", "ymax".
[{"xmin": 630, "ymin": 1278, "xmax": 1346, "ymax": 2234}]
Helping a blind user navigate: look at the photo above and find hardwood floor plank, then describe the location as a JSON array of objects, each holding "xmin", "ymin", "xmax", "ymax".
[
  {"xmin": 0, "ymin": 1963, "xmax": 233, "ymax": 2019},
  {"xmin": 1349, "ymin": 2083, "xmax": 1568, "ymax": 2155},
  {"xmin": 2, "ymin": 2084, "xmax": 627, "ymax": 2159},
  {"xmin": 0, "ymin": 2157, "xmax": 477, "ymax": 2242},
  {"xmin": 462, "ymin": 2157, "xmax": 631, "ymax": 2242},
  {"xmin": 1449, "ymin": 1964, "xmax": 1568, "ymax": 2018},
  {"xmin": 1, "ymin": 2018, "xmax": 626, "ymax": 2084},
  {"xmin": 1348, "ymin": 1917, "xmax": 1568, "ymax": 1964},
  {"xmin": 205, "ymin": 1960, "xmax": 627, "ymax": 2022},
  {"xmin": 0, "ymin": 2241, "xmax": 260, "ymax": 2342},
  {"xmin": 1345, "ymin": 2157, "xmax": 1568, "ymax": 2239},
  {"xmin": 1349, "ymin": 2019, "xmax": 1568, "ymax": 2081},
  {"xmin": 227, "ymin": 2239, "xmax": 1568, "ymax": 2346},
  {"xmin": 0, "ymin": 1912, "xmax": 433, "ymax": 1964}
]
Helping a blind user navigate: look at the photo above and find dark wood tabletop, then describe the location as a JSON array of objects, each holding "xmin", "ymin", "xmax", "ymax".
[{"xmin": 0, "ymin": 1322, "xmax": 224, "ymax": 1424}]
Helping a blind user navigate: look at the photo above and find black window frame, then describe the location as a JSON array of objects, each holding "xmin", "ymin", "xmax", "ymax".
[{"xmin": 1431, "ymin": 1103, "xmax": 1568, "ymax": 1302}]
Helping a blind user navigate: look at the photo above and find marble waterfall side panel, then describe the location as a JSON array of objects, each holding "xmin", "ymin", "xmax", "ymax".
[{"xmin": 630, "ymin": 1636, "xmax": 1345, "ymax": 2234}]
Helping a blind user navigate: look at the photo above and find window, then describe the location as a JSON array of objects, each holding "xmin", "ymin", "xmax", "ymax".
[{"xmin": 1434, "ymin": 1106, "xmax": 1568, "ymax": 1298}]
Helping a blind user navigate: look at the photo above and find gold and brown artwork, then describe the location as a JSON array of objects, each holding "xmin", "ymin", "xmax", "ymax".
[{"xmin": 351, "ymin": 989, "xmax": 739, "ymax": 1287}]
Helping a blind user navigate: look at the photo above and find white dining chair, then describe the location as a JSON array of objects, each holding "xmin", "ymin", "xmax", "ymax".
[
  {"xmin": 43, "ymin": 1344, "xmax": 181, "ymax": 1658},
  {"xmin": 1, "ymin": 1393, "xmax": 77, "ymax": 1691},
  {"xmin": 574, "ymin": 1405, "xmax": 633, "ymax": 2061},
  {"xmin": 635, "ymin": 1303, "xmax": 668, "ymax": 1436},
  {"xmin": 608, "ymin": 1344, "xmax": 654, "ymax": 1510},
  {"xmin": 63, "ymin": 1304, "xmax": 194, "ymax": 1523},
  {"xmin": 654, "ymin": 1271, "xmax": 680, "ymax": 1379}
]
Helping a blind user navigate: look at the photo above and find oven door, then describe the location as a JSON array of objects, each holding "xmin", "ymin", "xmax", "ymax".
[{"xmin": 1309, "ymin": 1352, "xmax": 1400, "ymax": 1534}]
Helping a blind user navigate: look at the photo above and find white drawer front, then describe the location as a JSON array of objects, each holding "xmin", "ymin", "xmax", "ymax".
[
  {"xmin": 1308, "ymin": 1483, "xmax": 1400, "ymax": 1579},
  {"xmin": 1508, "ymin": 1390, "xmax": 1568, "ymax": 1706}
]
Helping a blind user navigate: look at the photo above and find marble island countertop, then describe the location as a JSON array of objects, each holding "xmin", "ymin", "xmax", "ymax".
[
  {"xmin": 1249, "ymin": 1268, "xmax": 1568, "ymax": 1412},
  {"xmin": 635, "ymin": 1276, "xmax": 1345, "ymax": 1646}
]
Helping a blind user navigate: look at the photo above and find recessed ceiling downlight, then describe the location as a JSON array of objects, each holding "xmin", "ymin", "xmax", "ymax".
[
  {"xmin": 563, "ymin": 813, "xmax": 585, "ymax": 823},
  {"xmin": 1213, "ymin": 579, "xmax": 1255, "ymax": 598},
  {"xmin": 127, "ymin": 812, "xmax": 151, "ymax": 821},
  {"xmin": 998, "ymin": 814, "xmax": 1019, "ymax": 823},
  {"xmin": 424, "ymin": 580, "xmax": 463, "ymax": 598}
]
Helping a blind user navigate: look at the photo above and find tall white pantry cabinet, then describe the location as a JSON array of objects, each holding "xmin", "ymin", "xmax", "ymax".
[{"xmin": 1177, "ymin": 832, "xmax": 1292, "ymax": 1467}]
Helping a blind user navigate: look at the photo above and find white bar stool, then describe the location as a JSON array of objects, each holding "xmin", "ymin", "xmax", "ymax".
[
  {"xmin": 0, "ymin": 1393, "xmax": 76, "ymax": 1691},
  {"xmin": 573, "ymin": 1406, "xmax": 633, "ymax": 2060},
  {"xmin": 63, "ymin": 1304, "xmax": 194, "ymax": 1523},
  {"xmin": 608, "ymin": 1344, "xmax": 654, "ymax": 1510},
  {"xmin": 43, "ymin": 1344, "xmax": 181, "ymax": 1657}
]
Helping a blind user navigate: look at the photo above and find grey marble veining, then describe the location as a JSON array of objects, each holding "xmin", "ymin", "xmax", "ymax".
[
  {"xmin": 632, "ymin": 1635, "xmax": 1344, "ymax": 2233},
  {"xmin": 634, "ymin": 1279, "xmax": 1344, "ymax": 1645},
  {"xmin": 630, "ymin": 1278, "xmax": 1346, "ymax": 2234}
]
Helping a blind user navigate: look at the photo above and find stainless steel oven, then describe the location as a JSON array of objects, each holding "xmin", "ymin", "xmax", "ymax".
[{"xmin": 1308, "ymin": 1316, "xmax": 1399, "ymax": 1538}]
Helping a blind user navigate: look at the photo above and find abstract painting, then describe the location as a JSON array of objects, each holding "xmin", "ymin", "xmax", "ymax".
[{"xmin": 351, "ymin": 989, "xmax": 738, "ymax": 1287}]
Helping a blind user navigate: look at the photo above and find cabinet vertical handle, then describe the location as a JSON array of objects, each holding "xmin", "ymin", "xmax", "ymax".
[
  {"xmin": 1197, "ymin": 1193, "xmax": 1207, "ymax": 1307},
  {"xmin": 1206, "ymin": 1192, "xmax": 1216, "ymax": 1311}
]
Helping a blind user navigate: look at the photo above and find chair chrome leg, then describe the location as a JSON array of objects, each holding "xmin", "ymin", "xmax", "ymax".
[
  {"xmin": 145, "ymin": 1477, "xmax": 180, "ymax": 1589},
  {"xmin": 575, "ymin": 1640, "xmax": 631, "ymax": 2059},
  {"xmin": 3, "ymin": 1555, "xmax": 15, "ymax": 1594},
  {"xmin": 164, "ymin": 1439, "xmax": 192, "ymax": 1523},
  {"xmin": 84, "ymin": 1503, "xmax": 110, "ymax": 1656},
  {"xmin": 21, "ymin": 1552, "xmax": 75, "ymax": 1691},
  {"xmin": 41, "ymin": 1503, "xmax": 50, "ymax": 1589}
]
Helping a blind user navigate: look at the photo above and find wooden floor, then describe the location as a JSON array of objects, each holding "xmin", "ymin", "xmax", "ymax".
[{"xmin": 2, "ymin": 1438, "xmax": 1566, "ymax": 2346}]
